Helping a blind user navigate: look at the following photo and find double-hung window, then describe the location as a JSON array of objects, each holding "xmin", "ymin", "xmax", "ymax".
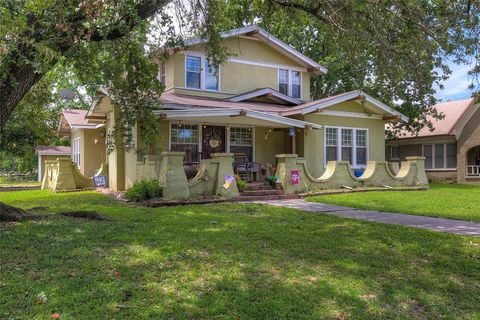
[
  {"xmin": 278, "ymin": 69, "xmax": 302, "ymax": 99},
  {"xmin": 423, "ymin": 143, "xmax": 456, "ymax": 169},
  {"xmin": 72, "ymin": 137, "xmax": 81, "ymax": 167},
  {"xmin": 186, "ymin": 55, "xmax": 219, "ymax": 91},
  {"xmin": 324, "ymin": 127, "xmax": 368, "ymax": 168},
  {"xmin": 230, "ymin": 127, "xmax": 253, "ymax": 161},
  {"xmin": 170, "ymin": 124, "xmax": 199, "ymax": 161},
  {"xmin": 159, "ymin": 61, "xmax": 166, "ymax": 86},
  {"xmin": 186, "ymin": 56, "xmax": 201, "ymax": 89}
]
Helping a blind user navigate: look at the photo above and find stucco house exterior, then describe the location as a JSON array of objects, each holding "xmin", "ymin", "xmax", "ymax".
[
  {"xmin": 36, "ymin": 146, "xmax": 71, "ymax": 182},
  {"xmin": 386, "ymin": 98, "xmax": 480, "ymax": 183},
  {"xmin": 44, "ymin": 25, "xmax": 427, "ymax": 196}
]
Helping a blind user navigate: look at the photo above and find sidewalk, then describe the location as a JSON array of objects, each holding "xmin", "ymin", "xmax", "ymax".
[{"xmin": 250, "ymin": 199, "xmax": 480, "ymax": 237}]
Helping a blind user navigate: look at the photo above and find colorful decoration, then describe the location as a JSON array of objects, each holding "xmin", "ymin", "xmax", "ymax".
[
  {"xmin": 223, "ymin": 175, "xmax": 234, "ymax": 189},
  {"xmin": 291, "ymin": 170, "xmax": 300, "ymax": 185}
]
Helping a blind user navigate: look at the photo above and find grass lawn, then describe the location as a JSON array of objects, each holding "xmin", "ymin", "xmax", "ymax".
[
  {"xmin": 307, "ymin": 183, "xmax": 480, "ymax": 223},
  {"xmin": 1, "ymin": 190, "xmax": 479, "ymax": 319}
]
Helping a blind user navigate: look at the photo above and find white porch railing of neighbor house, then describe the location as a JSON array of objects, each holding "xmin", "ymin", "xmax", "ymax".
[{"xmin": 466, "ymin": 165, "xmax": 480, "ymax": 177}]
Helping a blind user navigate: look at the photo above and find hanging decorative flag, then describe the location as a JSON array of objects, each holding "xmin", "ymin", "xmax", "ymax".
[
  {"xmin": 223, "ymin": 175, "xmax": 234, "ymax": 189},
  {"xmin": 291, "ymin": 170, "xmax": 300, "ymax": 185}
]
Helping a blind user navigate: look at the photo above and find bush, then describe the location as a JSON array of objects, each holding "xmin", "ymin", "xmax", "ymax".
[
  {"xmin": 236, "ymin": 179, "xmax": 248, "ymax": 191},
  {"xmin": 125, "ymin": 179, "xmax": 162, "ymax": 202}
]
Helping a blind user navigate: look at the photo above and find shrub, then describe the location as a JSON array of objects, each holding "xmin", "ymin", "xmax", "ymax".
[
  {"xmin": 125, "ymin": 179, "xmax": 162, "ymax": 201},
  {"xmin": 266, "ymin": 175, "xmax": 280, "ymax": 186},
  {"xmin": 236, "ymin": 179, "xmax": 248, "ymax": 191}
]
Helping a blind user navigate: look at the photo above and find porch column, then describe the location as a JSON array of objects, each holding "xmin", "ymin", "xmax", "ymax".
[
  {"xmin": 160, "ymin": 151, "xmax": 189, "ymax": 199},
  {"xmin": 211, "ymin": 153, "xmax": 239, "ymax": 197}
]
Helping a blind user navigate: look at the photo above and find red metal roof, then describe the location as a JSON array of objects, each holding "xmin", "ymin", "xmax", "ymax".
[{"xmin": 397, "ymin": 98, "xmax": 474, "ymax": 138}]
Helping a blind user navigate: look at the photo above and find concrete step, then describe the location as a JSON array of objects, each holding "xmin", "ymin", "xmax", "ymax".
[
  {"xmin": 244, "ymin": 182, "xmax": 275, "ymax": 191},
  {"xmin": 233, "ymin": 194, "xmax": 300, "ymax": 202},
  {"xmin": 239, "ymin": 189, "xmax": 284, "ymax": 196}
]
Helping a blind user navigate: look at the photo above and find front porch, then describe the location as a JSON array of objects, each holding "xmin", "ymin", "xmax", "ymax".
[
  {"xmin": 466, "ymin": 145, "xmax": 480, "ymax": 180},
  {"xmin": 154, "ymin": 108, "xmax": 322, "ymax": 182}
]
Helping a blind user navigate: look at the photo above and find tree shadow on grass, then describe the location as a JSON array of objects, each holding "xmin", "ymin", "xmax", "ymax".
[{"xmin": 0, "ymin": 201, "xmax": 479, "ymax": 319}]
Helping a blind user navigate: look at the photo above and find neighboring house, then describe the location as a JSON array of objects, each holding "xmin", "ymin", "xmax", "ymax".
[
  {"xmin": 55, "ymin": 25, "xmax": 408, "ymax": 191},
  {"xmin": 36, "ymin": 146, "xmax": 71, "ymax": 182},
  {"xmin": 57, "ymin": 109, "xmax": 106, "ymax": 177},
  {"xmin": 386, "ymin": 98, "xmax": 480, "ymax": 183}
]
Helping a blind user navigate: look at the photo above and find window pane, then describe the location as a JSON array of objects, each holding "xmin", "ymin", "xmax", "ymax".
[
  {"xmin": 356, "ymin": 148, "xmax": 367, "ymax": 165},
  {"xmin": 205, "ymin": 61, "xmax": 218, "ymax": 91},
  {"xmin": 231, "ymin": 146, "xmax": 252, "ymax": 162},
  {"xmin": 230, "ymin": 127, "xmax": 252, "ymax": 146},
  {"xmin": 171, "ymin": 124, "xmax": 198, "ymax": 144},
  {"xmin": 356, "ymin": 130, "xmax": 367, "ymax": 147},
  {"xmin": 391, "ymin": 146, "xmax": 400, "ymax": 159},
  {"xmin": 186, "ymin": 56, "xmax": 201, "ymax": 89},
  {"xmin": 279, "ymin": 69, "xmax": 288, "ymax": 95},
  {"xmin": 341, "ymin": 129, "xmax": 352, "ymax": 163},
  {"xmin": 291, "ymin": 71, "xmax": 301, "ymax": 98},
  {"xmin": 325, "ymin": 128, "xmax": 337, "ymax": 146},
  {"xmin": 424, "ymin": 144, "xmax": 433, "ymax": 169},
  {"xmin": 434, "ymin": 144, "xmax": 445, "ymax": 168},
  {"xmin": 446, "ymin": 143, "xmax": 456, "ymax": 168},
  {"xmin": 326, "ymin": 146, "xmax": 337, "ymax": 161}
]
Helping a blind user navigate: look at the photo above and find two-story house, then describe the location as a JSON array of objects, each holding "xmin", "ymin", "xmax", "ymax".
[{"xmin": 55, "ymin": 25, "xmax": 408, "ymax": 192}]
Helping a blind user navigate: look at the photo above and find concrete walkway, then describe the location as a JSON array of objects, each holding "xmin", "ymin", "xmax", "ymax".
[{"xmin": 250, "ymin": 199, "xmax": 480, "ymax": 237}]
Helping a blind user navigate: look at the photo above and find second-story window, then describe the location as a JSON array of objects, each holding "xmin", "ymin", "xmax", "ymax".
[
  {"xmin": 186, "ymin": 56, "xmax": 201, "ymax": 89},
  {"xmin": 278, "ymin": 69, "xmax": 301, "ymax": 99},
  {"xmin": 292, "ymin": 71, "xmax": 301, "ymax": 98},
  {"xmin": 159, "ymin": 61, "xmax": 166, "ymax": 86},
  {"xmin": 205, "ymin": 61, "xmax": 218, "ymax": 91},
  {"xmin": 279, "ymin": 69, "xmax": 289, "ymax": 95}
]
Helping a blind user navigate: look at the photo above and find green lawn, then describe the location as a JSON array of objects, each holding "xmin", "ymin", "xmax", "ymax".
[
  {"xmin": 307, "ymin": 183, "xmax": 480, "ymax": 222},
  {"xmin": 0, "ymin": 176, "xmax": 40, "ymax": 187},
  {"xmin": 1, "ymin": 190, "xmax": 479, "ymax": 319}
]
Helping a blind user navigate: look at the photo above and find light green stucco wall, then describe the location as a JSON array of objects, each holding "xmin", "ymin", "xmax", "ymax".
[
  {"xmin": 170, "ymin": 36, "xmax": 313, "ymax": 99},
  {"xmin": 303, "ymin": 109, "xmax": 386, "ymax": 177},
  {"xmin": 254, "ymin": 128, "xmax": 287, "ymax": 168},
  {"xmin": 82, "ymin": 128, "xmax": 106, "ymax": 177}
]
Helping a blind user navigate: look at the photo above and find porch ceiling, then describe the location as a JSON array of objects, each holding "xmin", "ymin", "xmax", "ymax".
[{"xmin": 153, "ymin": 108, "xmax": 322, "ymax": 129}]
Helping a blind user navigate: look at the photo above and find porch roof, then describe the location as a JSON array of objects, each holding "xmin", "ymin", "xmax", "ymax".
[{"xmin": 153, "ymin": 108, "xmax": 322, "ymax": 129}]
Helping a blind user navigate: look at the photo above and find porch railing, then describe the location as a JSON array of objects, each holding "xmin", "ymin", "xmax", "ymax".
[{"xmin": 466, "ymin": 165, "xmax": 480, "ymax": 177}]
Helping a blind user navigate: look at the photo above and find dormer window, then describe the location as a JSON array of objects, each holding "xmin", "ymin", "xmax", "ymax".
[
  {"xmin": 185, "ymin": 55, "xmax": 219, "ymax": 91},
  {"xmin": 278, "ymin": 69, "xmax": 301, "ymax": 99}
]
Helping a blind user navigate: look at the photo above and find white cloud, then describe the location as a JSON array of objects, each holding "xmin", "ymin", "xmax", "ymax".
[{"xmin": 434, "ymin": 61, "xmax": 475, "ymax": 101}]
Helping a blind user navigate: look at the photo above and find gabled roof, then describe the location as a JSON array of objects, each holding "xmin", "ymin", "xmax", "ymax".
[
  {"xmin": 182, "ymin": 25, "xmax": 327, "ymax": 74},
  {"xmin": 396, "ymin": 98, "xmax": 476, "ymax": 139},
  {"xmin": 227, "ymin": 88, "xmax": 303, "ymax": 105},
  {"xmin": 280, "ymin": 90, "xmax": 409, "ymax": 121},
  {"xmin": 36, "ymin": 146, "xmax": 71, "ymax": 155},
  {"xmin": 58, "ymin": 109, "xmax": 104, "ymax": 135}
]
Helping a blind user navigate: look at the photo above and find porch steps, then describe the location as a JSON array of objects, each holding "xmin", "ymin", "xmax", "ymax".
[{"xmin": 234, "ymin": 182, "xmax": 300, "ymax": 201}]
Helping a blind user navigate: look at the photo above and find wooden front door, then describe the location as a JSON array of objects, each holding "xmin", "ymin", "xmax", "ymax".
[{"xmin": 202, "ymin": 125, "xmax": 226, "ymax": 159}]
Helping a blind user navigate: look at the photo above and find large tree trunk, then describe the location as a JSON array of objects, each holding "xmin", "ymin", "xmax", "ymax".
[{"xmin": 0, "ymin": 201, "xmax": 30, "ymax": 222}]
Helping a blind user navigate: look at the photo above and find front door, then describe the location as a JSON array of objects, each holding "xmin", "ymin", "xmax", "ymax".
[{"xmin": 202, "ymin": 125, "xmax": 226, "ymax": 159}]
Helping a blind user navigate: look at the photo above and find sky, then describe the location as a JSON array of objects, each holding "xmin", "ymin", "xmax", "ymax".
[{"xmin": 434, "ymin": 60, "xmax": 476, "ymax": 101}]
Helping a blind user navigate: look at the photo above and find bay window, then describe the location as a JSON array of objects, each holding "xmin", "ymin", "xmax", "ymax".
[
  {"xmin": 278, "ymin": 69, "xmax": 302, "ymax": 99},
  {"xmin": 324, "ymin": 127, "xmax": 368, "ymax": 168},
  {"xmin": 423, "ymin": 143, "xmax": 456, "ymax": 169}
]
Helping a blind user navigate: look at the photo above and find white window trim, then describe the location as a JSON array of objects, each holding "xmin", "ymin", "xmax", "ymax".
[
  {"xmin": 277, "ymin": 68, "xmax": 302, "ymax": 99},
  {"xmin": 323, "ymin": 126, "xmax": 369, "ymax": 169},
  {"xmin": 422, "ymin": 143, "xmax": 457, "ymax": 171},
  {"xmin": 72, "ymin": 137, "xmax": 81, "ymax": 168},
  {"xmin": 168, "ymin": 121, "xmax": 255, "ymax": 161},
  {"xmin": 184, "ymin": 53, "xmax": 220, "ymax": 92}
]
